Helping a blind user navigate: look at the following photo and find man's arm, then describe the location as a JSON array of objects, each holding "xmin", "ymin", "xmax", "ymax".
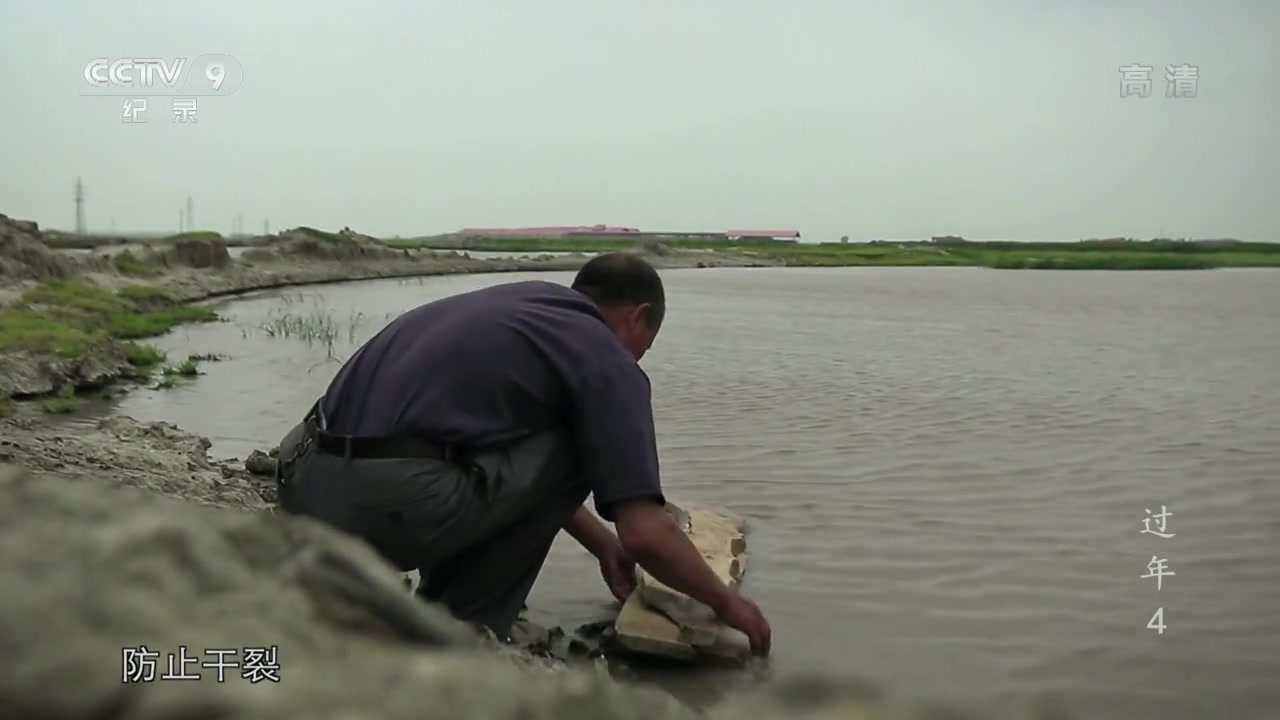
[
  {"xmin": 612, "ymin": 499, "xmax": 734, "ymax": 614},
  {"xmin": 570, "ymin": 356, "xmax": 729, "ymax": 610},
  {"xmin": 564, "ymin": 504, "xmax": 617, "ymax": 558}
]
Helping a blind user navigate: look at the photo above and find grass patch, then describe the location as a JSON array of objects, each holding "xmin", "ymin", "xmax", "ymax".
[
  {"xmin": 38, "ymin": 386, "xmax": 80, "ymax": 414},
  {"xmin": 255, "ymin": 294, "xmax": 365, "ymax": 359},
  {"xmin": 112, "ymin": 250, "xmax": 163, "ymax": 277},
  {"xmin": 0, "ymin": 281, "xmax": 218, "ymax": 359},
  {"xmin": 982, "ymin": 252, "xmax": 1218, "ymax": 270},
  {"xmin": 0, "ymin": 397, "xmax": 14, "ymax": 418},
  {"xmin": 122, "ymin": 342, "xmax": 166, "ymax": 368},
  {"xmin": 162, "ymin": 357, "xmax": 202, "ymax": 377},
  {"xmin": 116, "ymin": 285, "xmax": 180, "ymax": 305},
  {"xmin": 259, "ymin": 309, "xmax": 341, "ymax": 344}
]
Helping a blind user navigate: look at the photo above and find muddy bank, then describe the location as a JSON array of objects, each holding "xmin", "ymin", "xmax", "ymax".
[
  {"xmin": 0, "ymin": 413, "xmax": 618, "ymax": 662},
  {"xmin": 0, "ymin": 215, "xmax": 773, "ymax": 405},
  {"xmin": 0, "ymin": 414, "xmax": 1060, "ymax": 719}
]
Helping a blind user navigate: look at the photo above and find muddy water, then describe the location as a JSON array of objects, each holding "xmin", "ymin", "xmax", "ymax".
[{"xmin": 84, "ymin": 267, "xmax": 1280, "ymax": 718}]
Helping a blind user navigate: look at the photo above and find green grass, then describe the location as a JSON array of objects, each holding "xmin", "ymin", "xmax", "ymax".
[
  {"xmin": 252, "ymin": 294, "xmax": 364, "ymax": 359},
  {"xmin": 981, "ymin": 251, "xmax": 1217, "ymax": 270},
  {"xmin": 38, "ymin": 386, "xmax": 80, "ymax": 414},
  {"xmin": 162, "ymin": 357, "xmax": 202, "ymax": 377},
  {"xmin": 112, "ymin": 250, "xmax": 163, "ymax": 277},
  {"xmin": 393, "ymin": 236, "xmax": 1280, "ymax": 270},
  {"xmin": 122, "ymin": 342, "xmax": 166, "ymax": 367},
  {"xmin": 116, "ymin": 285, "xmax": 180, "ymax": 304},
  {"xmin": 0, "ymin": 281, "xmax": 218, "ymax": 359}
]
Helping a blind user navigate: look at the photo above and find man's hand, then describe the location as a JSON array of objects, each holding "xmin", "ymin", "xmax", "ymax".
[
  {"xmin": 565, "ymin": 505, "xmax": 637, "ymax": 603},
  {"xmin": 596, "ymin": 540, "xmax": 638, "ymax": 603},
  {"xmin": 715, "ymin": 590, "xmax": 772, "ymax": 657}
]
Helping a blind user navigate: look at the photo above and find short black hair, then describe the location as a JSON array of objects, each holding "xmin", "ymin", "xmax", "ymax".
[{"xmin": 571, "ymin": 252, "xmax": 665, "ymax": 329}]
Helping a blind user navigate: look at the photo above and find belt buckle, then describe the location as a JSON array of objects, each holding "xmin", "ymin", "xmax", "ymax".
[
  {"xmin": 285, "ymin": 421, "xmax": 316, "ymax": 475},
  {"xmin": 298, "ymin": 423, "xmax": 314, "ymax": 458},
  {"xmin": 279, "ymin": 415, "xmax": 319, "ymax": 489}
]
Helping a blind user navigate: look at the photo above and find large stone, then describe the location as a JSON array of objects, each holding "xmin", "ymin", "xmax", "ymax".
[
  {"xmin": 614, "ymin": 503, "xmax": 751, "ymax": 664},
  {"xmin": 614, "ymin": 592, "xmax": 698, "ymax": 660}
]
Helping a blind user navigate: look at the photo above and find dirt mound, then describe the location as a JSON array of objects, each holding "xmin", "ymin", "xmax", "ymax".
[
  {"xmin": 162, "ymin": 234, "xmax": 232, "ymax": 268},
  {"xmin": 0, "ymin": 214, "xmax": 97, "ymax": 284},
  {"xmin": 269, "ymin": 226, "xmax": 404, "ymax": 261}
]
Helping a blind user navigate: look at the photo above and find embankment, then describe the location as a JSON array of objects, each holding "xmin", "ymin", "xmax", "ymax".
[{"xmin": 0, "ymin": 215, "xmax": 773, "ymax": 406}]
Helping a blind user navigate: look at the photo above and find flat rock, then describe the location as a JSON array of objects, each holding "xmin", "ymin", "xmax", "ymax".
[{"xmin": 614, "ymin": 502, "xmax": 751, "ymax": 665}]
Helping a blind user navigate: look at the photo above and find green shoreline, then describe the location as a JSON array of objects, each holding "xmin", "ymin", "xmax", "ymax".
[
  {"xmin": 387, "ymin": 236, "xmax": 1280, "ymax": 270},
  {"xmin": 5, "ymin": 229, "xmax": 1278, "ymax": 415},
  {"xmin": 46, "ymin": 230, "xmax": 1280, "ymax": 270}
]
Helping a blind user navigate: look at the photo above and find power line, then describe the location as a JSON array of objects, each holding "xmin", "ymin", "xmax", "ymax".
[{"xmin": 74, "ymin": 177, "xmax": 86, "ymax": 235}]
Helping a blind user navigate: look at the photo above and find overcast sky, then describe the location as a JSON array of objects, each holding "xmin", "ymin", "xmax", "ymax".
[{"xmin": 2, "ymin": 0, "xmax": 1277, "ymax": 242}]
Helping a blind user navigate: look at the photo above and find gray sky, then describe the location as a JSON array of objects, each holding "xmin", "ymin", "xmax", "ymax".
[{"xmin": 2, "ymin": 0, "xmax": 1277, "ymax": 242}]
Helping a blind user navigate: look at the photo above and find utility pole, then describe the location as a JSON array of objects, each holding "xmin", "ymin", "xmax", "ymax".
[
  {"xmin": 186, "ymin": 196, "xmax": 194, "ymax": 232},
  {"xmin": 74, "ymin": 177, "xmax": 86, "ymax": 235}
]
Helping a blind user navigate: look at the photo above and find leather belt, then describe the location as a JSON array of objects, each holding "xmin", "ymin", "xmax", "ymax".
[{"xmin": 313, "ymin": 431, "xmax": 457, "ymax": 461}]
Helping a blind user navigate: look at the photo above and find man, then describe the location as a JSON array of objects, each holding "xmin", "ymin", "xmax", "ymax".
[{"xmin": 274, "ymin": 253, "xmax": 771, "ymax": 656}]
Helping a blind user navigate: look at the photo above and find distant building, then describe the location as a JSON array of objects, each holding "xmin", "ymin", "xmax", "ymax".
[
  {"xmin": 725, "ymin": 230, "xmax": 801, "ymax": 243},
  {"xmin": 454, "ymin": 225, "xmax": 802, "ymax": 243},
  {"xmin": 457, "ymin": 224, "xmax": 640, "ymax": 237}
]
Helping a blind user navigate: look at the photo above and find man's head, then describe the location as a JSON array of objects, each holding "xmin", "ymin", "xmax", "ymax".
[{"xmin": 572, "ymin": 253, "xmax": 665, "ymax": 361}]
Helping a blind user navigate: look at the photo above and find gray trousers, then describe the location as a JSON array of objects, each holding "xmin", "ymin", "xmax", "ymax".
[{"xmin": 274, "ymin": 420, "xmax": 589, "ymax": 638}]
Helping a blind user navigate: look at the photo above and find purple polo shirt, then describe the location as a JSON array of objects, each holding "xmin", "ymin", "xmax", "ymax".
[{"xmin": 319, "ymin": 279, "xmax": 663, "ymax": 520}]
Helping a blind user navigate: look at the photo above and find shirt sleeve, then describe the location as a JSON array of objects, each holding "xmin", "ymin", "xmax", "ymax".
[{"xmin": 571, "ymin": 358, "xmax": 665, "ymax": 521}]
